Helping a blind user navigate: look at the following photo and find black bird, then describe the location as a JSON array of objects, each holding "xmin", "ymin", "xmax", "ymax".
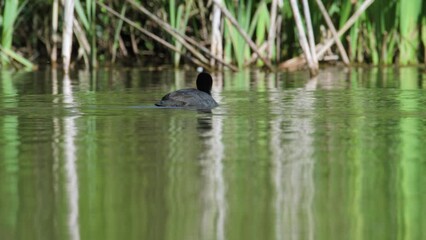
[{"xmin": 155, "ymin": 72, "xmax": 219, "ymax": 109}]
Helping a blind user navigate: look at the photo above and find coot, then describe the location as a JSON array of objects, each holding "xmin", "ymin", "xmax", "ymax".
[{"xmin": 155, "ymin": 72, "xmax": 218, "ymax": 109}]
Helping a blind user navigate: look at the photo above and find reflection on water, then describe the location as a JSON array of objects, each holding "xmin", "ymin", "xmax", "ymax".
[
  {"xmin": 62, "ymin": 74, "xmax": 80, "ymax": 240},
  {"xmin": 1, "ymin": 67, "xmax": 426, "ymax": 240}
]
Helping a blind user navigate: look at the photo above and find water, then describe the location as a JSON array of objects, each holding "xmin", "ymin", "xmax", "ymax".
[{"xmin": 1, "ymin": 67, "xmax": 426, "ymax": 240}]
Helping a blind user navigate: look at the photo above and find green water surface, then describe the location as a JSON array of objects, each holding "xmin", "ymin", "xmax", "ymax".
[{"xmin": 0, "ymin": 67, "xmax": 425, "ymax": 240}]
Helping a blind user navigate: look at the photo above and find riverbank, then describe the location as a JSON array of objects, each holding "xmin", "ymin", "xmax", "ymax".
[{"xmin": 0, "ymin": 0, "xmax": 425, "ymax": 72}]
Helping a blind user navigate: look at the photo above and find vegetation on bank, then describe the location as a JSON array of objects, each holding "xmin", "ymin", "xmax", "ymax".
[{"xmin": 0, "ymin": 0, "xmax": 425, "ymax": 71}]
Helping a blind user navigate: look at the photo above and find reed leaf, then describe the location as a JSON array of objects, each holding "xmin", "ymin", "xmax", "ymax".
[
  {"xmin": 169, "ymin": 0, "xmax": 176, "ymax": 30},
  {"xmin": 225, "ymin": 18, "xmax": 244, "ymax": 68},
  {"xmin": 348, "ymin": 1, "xmax": 368, "ymax": 62},
  {"xmin": 169, "ymin": 0, "xmax": 193, "ymax": 67},
  {"xmin": 223, "ymin": 0, "xmax": 253, "ymax": 68},
  {"xmin": 75, "ymin": 0, "xmax": 90, "ymax": 30},
  {"xmin": 0, "ymin": 0, "xmax": 424, "ymax": 68},
  {"xmin": 367, "ymin": 23, "xmax": 379, "ymax": 65},
  {"xmin": 421, "ymin": 17, "xmax": 426, "ymax": 63},
  {"xmin": 250, "ymin": 1, "xmax": 269, "ymax": 44},
  {"xmin": 399, "ymin": 0, "xmax": 422, "ymax": 64},
  {"xmin": 338, "ymin": 0, "xmax": 352, "ymax": 29},
  {"xmin": 376, "ymin": 0, "xmax": 398, "ymax": 64},
  {"xmin": 249, "ymin": 1, "xmax": 270, "ymax": 65},
  {"xmin": 0, "ymin": 44, "xmax": 35, "ymax": 69},
  {"xmin": 385, "ymin": 30, "xmax": 398, "ymax": 64},
  {"xmin": 112, "ymin": 4, "xmax": 127, "ymax": 62},
  {"xmin": 173, "ymin": 4, "xmax": 184, "ymax": 66},
  {"xmin": 349, "ymin": 19, "xmax": 359, "ymax": 61},
  {"xmin": 75, "ymin": 0, "xmax": 97, "ymax": 68},
  {"xmin": 89, "ymin": 0, "xmax": 97, "ymax": 68},
  {"xmin": 1, "ymin": 0, "xmax": 19, "ymax": 65},
  {"xmin": 224, "ymin": 20, "xmax": 233, "ymax": 64}
]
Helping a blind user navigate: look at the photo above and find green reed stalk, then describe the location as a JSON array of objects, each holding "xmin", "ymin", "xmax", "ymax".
[
  {"xmin": 223, "ymin": 20, "xmax": 232, "ymax": 64},
  {"xmin": 367, "ymin": 23, "xmax": 379, "ymax": 65},
  {"xmin": 387, "ymin": 31, "xmax": 397, "ymax": 64},
  {"xmin": 112, "ymin": 4, "xmax": 127, "ymax": 63},
  {"xmin": 0, "ymin": 45, "xmax": 35, "ymax": 69},
  {"xmin": 223, "ymin": 4, "xmax": 240, "ymax": 67},
  {"xmin": 422, "ymin": 17, "xmax": 426, "ymax": 64},
  {"xmin": 223, "ymin": 0, "xmax": 253, "ymax": 68},
  {"xmin": 173, "ymin": 5, "xmax": 184, "ymax": 66},
  {"xmin": 75, "ymin": 0, "xmax": 89, "ymax": 65},
  {"xmin": 399, "ymin": 0, "xmax": 422, "ymax": 64},
  {"xmin": 75, "ymin": 0, "xmax": 97, "ymax": 68},
  {"xmin": 224, "ymin": 18, "xmax": 242, "ymax": 67},
  {"xmin": 75, "ymin": 0, "xmax": 89, "ymax": 29},
  {"xmin": 382, "ymin": 29, "xmax": 397, "ymax": 65},
  {"xmin": 168, "ymin": 0, "xmax": 193, "ymax": 67},
  {"xmin": 348, "ymin": 3, "xmax": 360, "ymax": 61},
  {"xmin": 1, "ymin": 0, "xmax": 19, "ymax": 66},
  {"xmin": 372, "ymin": 0, "xmax": 398, "ymax": 65},
  {"xmin": 338, "ymin": 0, "xmax": 352, "ymax": 30},
  {"xmin": 250, "ymin": 1, "xmax": 270, "ymax": 66},
  {"xmin": 169, "ymin": 0, "xmax": 176, "ymax": 32},
  {"xmin": 87, "ymin": 0, "xmax": 97, "ymax": 69},
  {"xmin": 0, "ymin": 0, "xmax": 33, "ymax": 68},
  {"xmin": 169, "ymin": 0, "xmax": 176, "ymax": 65}
]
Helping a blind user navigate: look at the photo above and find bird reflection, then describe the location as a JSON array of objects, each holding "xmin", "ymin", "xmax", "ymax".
[
  {"xmin": 196, "ymin": 108, "xmax": 226, "ymax": 240},
  {"xmin": 196, "ymin": 110, "xmax": 213, "ymax": 134}
]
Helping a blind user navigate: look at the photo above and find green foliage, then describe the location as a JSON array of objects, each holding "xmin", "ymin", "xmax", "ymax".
[
  {"xmin": 0, "ymin": 0, "xmax": 34, "ymax": 67},
  {"xmin": 75, "ymin": 0, "xmax": 97, "ymax": 68},
  {"xmin": 111, "ymin": 4, "xmax": 127, "ymax": 63},
  {"xmin": 1, "ymin": 0, "xmax": 19, "ymax": 65},
  {"xmin": 399, "ymin": 0, "xmax": 422, "ymax": 64},
  {"xmin": 223, "ymin": 0, "xmax": 274, "ymax": 68},
  {"xmin": 0, "ymin": 44, "xmax": 34, "ymax": 69},
  {"xmin": 166, "ymin": 0, "xmax": 193, "ymax": 67},
  {"xmin": 422, "ymin": 17, "xmax": 426, "ymax": 63},
  {"xmin": 0, "ymin": 0, "xmax": 425, "ymax": 68},
  {"xmin": 338, "ymin": 0, "xmax": 352, "ymax": 29},
  {"xmin": 251, "ymin": 1, "xmax": 270, "ymax": 65},
  {"xmin": 224, "ymin": 0, "xmax": 253, "ymax": 68}
]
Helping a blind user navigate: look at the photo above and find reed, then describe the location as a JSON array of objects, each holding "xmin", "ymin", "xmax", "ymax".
[
  {"xmin": 211, "ymin": 0, "xmax": 223, "ymax": 67},
  {"xmin": 216, "ymin": 0, "xmax": 273, "ymax": 70},
  {"xmin": 422, "ymin": 17, "xmax": 426, "ymax": 64},
  {"xmin": 252, "ymin": 1, "xmax": 270, "ymax": 65},
  {"xmin": 75, "ymin": 0, "xmax": 97, "ymax": 68},
  {"xmin": 289, "ymin": 0, "xmax": 317, "ymax": 74},
  {"xmin": 0, "ymin": 44, "xmax": 35, "ymax": 69},
  {"xmin": 399, "ymin": 0, "xmax": 422, "ymax": 65},
  {"xmin": 267, "ymin": 0, "xmax": 279, "ymax": 61},
  {"xmin": 1, "ymin": 0, "xmax": 36, "ymax": 69},
  {"xmin": 111, "ymin": 4, "xmax": 127, "ymax": 63},
  {"xmin": 371, "ymin": 0, "xmax": 398, "ymax": 65},
  {"xmin": 1, "ymin": 0, "xmax": 18, "ymax": 66},
  {"xmin": 168, "ymin": 0, "xmax": 193, "ymax": 67},
  {"xmin": 62, "ymin": 0, "xmax": 75, "ymax": 72},
  {"xmin": 223, "ymin": 0, "xmax": 252, "ymax": 68},
  {"xmin": 0, "ymin": 0, "xmax": 34, "ymax": 69},
  {"xmin": 0, "ymin": 0, "xmax": 425, "ymax": 70},
  {"xmin": 51, "ymin": 0, "xmax": 59, "ymax": 65},
  {"xmin": 88, "ymin": 0, "xmax": 97, "ymax": 68},
  {"xmin": 314, "ymin": 0, "xmax": 349, "ymax": 65}
]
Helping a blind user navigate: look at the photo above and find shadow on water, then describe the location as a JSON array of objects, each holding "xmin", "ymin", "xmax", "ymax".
[{"xmin": 1, "ymin": 67, "xmax": 426, "ymax": 240}]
